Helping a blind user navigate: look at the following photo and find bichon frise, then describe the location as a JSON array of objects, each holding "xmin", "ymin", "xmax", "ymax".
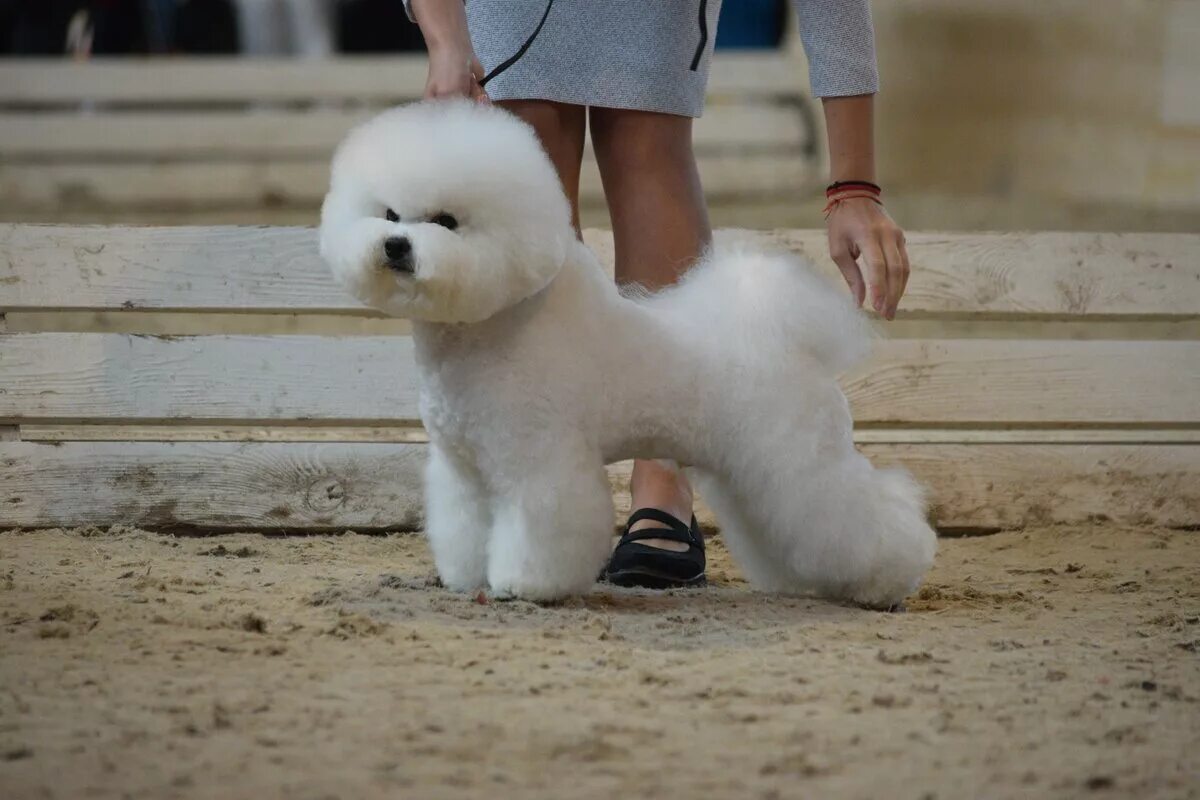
[{"xmin": 320, "ymin": 100, "xmax": 937, "ymax": 608}]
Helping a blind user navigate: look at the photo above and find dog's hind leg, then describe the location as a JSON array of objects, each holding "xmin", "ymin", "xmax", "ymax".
[
  {"xmin": 485, "ymin": 443, "xmax": 614, "ymax": 602},
  {"xmin": 425, "ymin": 444, "xmax": 491, "ymax": 592},
  {"xmin": 687, "ymin": 468, "xmax": 795, "ymax": 589},
  {"xmin": 696, "ymin": 388, "xmax": 937, "ymax": 608}
]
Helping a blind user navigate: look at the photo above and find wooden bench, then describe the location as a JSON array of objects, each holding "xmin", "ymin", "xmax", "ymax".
[
  {"xmin": 2, "ymin": 224, "xmax": 1197, "ymax": 533},
  {"xmin": 0, "ymin": 55, "xmax": 820, "ymax": 224}
]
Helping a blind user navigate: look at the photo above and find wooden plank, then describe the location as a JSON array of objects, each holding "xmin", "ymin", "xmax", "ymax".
[
  {"xmin": 3, "ymin": 310, "xmax": 413, "ymax": 336},
  {"xmin": 0, "ymin": 103, "xmax": 809, "ymax": 158},
  {"xmin": 0, "ymin": 333, "xmax": 422, "ymax": 423},
  {"xmin": 2, "ymin": 441, "xmax": 1196, "ymax": 530},
  {"xmin": 842, "ymin": 339, "xmax": 1200, "ymax": 426},
  {"xmin": 20, "ymin": 424, "xmax": 431, "ymax": 444},
  {"xmin": 1, "ymin": 333, "xmax": 1197, "ymax": 426},
  {"xmin": 863, "ymin": 443, "xmax": 1200, "ymax": 530},
  {"xmin": 4, "ymin": 226, "xmax": 1196, "ymax": 318},
  {"xmin": 18, "ymin": 424, "xmax": 1200, "ymax": 446},
  {"xmin": 0, "ymin": 151, "xmax": 815, "ymax": 210},
  {"xmin": 748, "ymin": 229, "xmax": 1200, "ymax": 319},
  {"xmin": 0, "ymin": 54, "xmax": 804, "ymax": 105},
  {"xmin": 852, "ymin": 428, "xmax": 1200, "ymax": 445},
  {"xmin": 0, "ymin": 57, "xmax": 430, "ymax": 105},
  {"xmin": 0, "ymin": 441, "xmax": 425, "ymax": 530},
  {"xmin": 0, "ymin": 226, "xmax": 355, "ymax": 313}
]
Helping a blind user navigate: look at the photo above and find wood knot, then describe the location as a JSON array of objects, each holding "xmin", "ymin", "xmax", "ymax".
[{"xmin": 305, "ymin": 477, "xmax": 346, "ymax": 512}]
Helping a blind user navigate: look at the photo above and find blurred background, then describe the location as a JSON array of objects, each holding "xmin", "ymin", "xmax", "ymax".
[{"xmin": 0, "ymin": 0, "xmax": 1197, "ymax": 232}]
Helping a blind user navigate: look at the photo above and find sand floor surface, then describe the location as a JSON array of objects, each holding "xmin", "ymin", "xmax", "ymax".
[{"xmin": 1, "ymin": 524, "xmax": 1197, "ymax": 799}]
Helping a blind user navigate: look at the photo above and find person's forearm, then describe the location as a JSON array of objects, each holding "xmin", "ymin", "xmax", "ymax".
[
  {"xmin": 409, "ymin": 0, "xmax": 471, "ymax": 51},
  {"xmin": 821, "ymin": 94, "xmax": 875, "ymax": 183}
]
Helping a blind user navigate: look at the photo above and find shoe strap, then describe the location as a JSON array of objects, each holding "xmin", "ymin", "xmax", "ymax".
[{"xmin": 619, "ymin": 508, "xmax": 702, "ymax": 549}]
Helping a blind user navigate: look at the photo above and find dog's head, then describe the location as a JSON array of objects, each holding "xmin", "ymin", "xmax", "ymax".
[{"xmin": 319, "ymin": 100, "xmax": 573, "ymax": 323}]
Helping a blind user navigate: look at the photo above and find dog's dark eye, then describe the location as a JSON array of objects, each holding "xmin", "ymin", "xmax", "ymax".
[
  {"xmin": 431, "ymin": 212, "xmax": 458, "ymax": 231},
  {"xmin": 385, "ymin": 208, "xmax": 399, "ymax": 222}
]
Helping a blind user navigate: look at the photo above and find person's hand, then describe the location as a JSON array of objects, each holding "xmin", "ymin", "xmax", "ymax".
[
  {"xmin": 826, "ymin": 197, "xmax": 909, "ymax": 320},
  {"xmin": 424, "ymin": 44, "xmax": 489, "ymax": 102}
]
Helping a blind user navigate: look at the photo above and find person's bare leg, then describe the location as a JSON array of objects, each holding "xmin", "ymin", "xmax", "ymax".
[
  {"xmin": 590, "ymin": 107, "xmax": 711, "ymax": 551},
  {"xmin": 496, "ymin": 100, "xmax": 586, "ymax": 233}
]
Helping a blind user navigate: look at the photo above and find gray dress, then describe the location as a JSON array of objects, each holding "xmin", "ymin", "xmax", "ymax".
[{"xmin": 408, "ymin": 0, "xmax": 878, "ymax": 117}]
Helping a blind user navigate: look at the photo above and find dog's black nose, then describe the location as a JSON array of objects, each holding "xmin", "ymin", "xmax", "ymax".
[
  {"xmin": 383, "ymin": 236, "xmax": 413, "ymax": 273},
  {"xmin": 384, "ymin": 236, "xmax": 411, "ymax": 260}
]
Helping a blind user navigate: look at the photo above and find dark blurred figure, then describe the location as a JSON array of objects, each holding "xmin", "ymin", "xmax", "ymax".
[
  {"xmin": 235, "ymin": 0, "xmax": 332, "ymax": 57},
  {"xmin": 142, "ymin": 0, "xmax": 174, "ymax": 52},
  {"xmin": 0, "ymin": 0, "xmax": 79, "ymax": 54},
  {"xmin": 336, "ymin": 0, "xmax": 423, "ymax": 53},
  {"xmin": 175, "ymin": 0, "xmax": 238, "ymax": 53},
  {"xmin": 88, "ymin": 0, "xmax": 146, "ymax": 53},
  {"xmin": 716, "ymin": 0, "xmax": 786, "ymax": 49}
]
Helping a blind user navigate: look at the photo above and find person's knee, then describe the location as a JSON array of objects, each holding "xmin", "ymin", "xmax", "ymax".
[{"xmin": 590, "ymin": 108, "xmax": 694, "ymax": 168}]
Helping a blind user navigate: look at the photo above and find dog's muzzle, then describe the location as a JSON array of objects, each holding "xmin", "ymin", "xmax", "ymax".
[{"xmin": 383, "ymin": 236, "xmax": 414, "ymax": 274}]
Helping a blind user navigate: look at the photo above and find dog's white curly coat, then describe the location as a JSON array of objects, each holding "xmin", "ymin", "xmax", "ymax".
[{"xmin": 321, "ymin": 101, "xmax": 937, "ymax": 607}]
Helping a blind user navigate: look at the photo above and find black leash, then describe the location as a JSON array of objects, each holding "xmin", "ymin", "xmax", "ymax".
[
  {"xmin": 478, "ymin": 0, "xmax": 556, "ymax": 89},
  {"xmin": 690, "ymin": 0, "xmax": 709, "ymax": 71}
]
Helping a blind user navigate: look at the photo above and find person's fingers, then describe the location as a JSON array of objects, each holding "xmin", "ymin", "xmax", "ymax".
[
  {"xmin": 862, "ymin": 238, "xmax": 889, "ymax": 316},
  {"xmin": 470, "ymin": 80, "xmax": 491, "ymax": 103},
  {"xmin": 829, "ymin": 241, "xmax": 866, "ymax": 307},
  {"xmin": 468, "ymin": 56, "xmax": 491, "ymax": 102},
  {"xmin": 883, "ymin": 233, "xmax": 908, "ymax": 319}
]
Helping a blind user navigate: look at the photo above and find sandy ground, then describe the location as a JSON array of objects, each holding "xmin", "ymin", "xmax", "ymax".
[{"xmin": 0, "ymin": 525, "xmax": 1197, "ymax": 800}]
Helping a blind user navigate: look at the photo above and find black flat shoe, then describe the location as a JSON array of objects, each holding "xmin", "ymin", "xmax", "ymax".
[{"xmin": 603, "ymin": 508, "xmax": 706, "ymax": 589}]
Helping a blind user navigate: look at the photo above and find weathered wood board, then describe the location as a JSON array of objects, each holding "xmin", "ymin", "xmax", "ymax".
[
  {"xmin": 3, "ymin": 333, "xmax": 1196, "ymax": 426},
  {"xmin": 2, "ymin": 222, "xmax": 1196, "ymax": 531},
  {"xmin": 0, "ymin": 103, "xmax": 808, "ymax": 158},
  {"xmin": 19, "ymin": 425, "xmax": 1200, "ymax": 446},
  {"xmin": 4, "ymin": 226, "xmax": 1197, "ymax": 318},
  {"xmin": 0, "ymin": 441, "xmax": 424, "ymax": 531},
  {"xmin": 0, "ymin": 54, "xmax": 807, "ymax": 104},
  {"xmin": 0, "ymin": 152, "xmax": 814, "ymax": 210},
  {"xmin": 0, "ymin": 333, "xmax": 422, "ymax": 423},
  {"xmin": 3, "ymin": 441, "xmax": 1196, "ymax": 530}
]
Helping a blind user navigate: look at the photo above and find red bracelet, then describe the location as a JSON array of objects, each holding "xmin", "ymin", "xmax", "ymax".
[
  {"xmin": 826, "ymin": 180, "xmax": 881, "ymax": 196},
  {"xmin": 823, "ymin": 185, "xmax": 883, "ymax": 219}
]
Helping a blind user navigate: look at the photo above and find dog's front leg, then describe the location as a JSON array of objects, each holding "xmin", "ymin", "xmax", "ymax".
[
  {"xmin": 485, "ymin": 447, "xmax": 614, "ymax": 603},
  {"xmin": 425, "ymin": 444, "xmax": 491, "ymax": 592}
]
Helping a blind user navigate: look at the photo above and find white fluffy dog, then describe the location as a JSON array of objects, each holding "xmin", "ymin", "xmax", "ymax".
[{"xmin": 320, "ymin": 100, "xmax": 936, "ymax": 608}]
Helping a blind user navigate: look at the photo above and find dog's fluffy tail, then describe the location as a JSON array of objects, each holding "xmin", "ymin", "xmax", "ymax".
[{"xmin": 641, "ymin": 241, "xmax": 873, "ymax": 375}]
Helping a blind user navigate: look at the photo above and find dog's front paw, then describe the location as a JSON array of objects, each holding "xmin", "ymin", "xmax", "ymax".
[
  {"xmin": 439, "ymin": 575, "xmax": 486, "ymax": 594},
  {"xmin": 487, "ymin": 573, "xmax": 588, "ymax": 604}
]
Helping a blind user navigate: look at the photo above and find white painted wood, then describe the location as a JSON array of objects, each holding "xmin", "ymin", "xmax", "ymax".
[
  {"xmin": 0, "ymin": 103, "xmax": 809, "ymax": 158},
  {"xmin": 0, "ymin": 441, "xmax": 425, "ymax": 530},
  {"xmin": 2, "ymin": 441, "xmax": 1196, "ymax": 530},
  {"xmin": 0, "ymin": 151, "xmax": 815, "ymax": 210},
  {"xmin": 2, "ymin": 333, "xmax": 1196, "ymax": 425},
  {"xmin": 4, "ymin": 226, "xmax": 1197, "ymax": 318},
  {"xmin": 0, "ymin": 54, "xmax": 805, "ymax": 104}
]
